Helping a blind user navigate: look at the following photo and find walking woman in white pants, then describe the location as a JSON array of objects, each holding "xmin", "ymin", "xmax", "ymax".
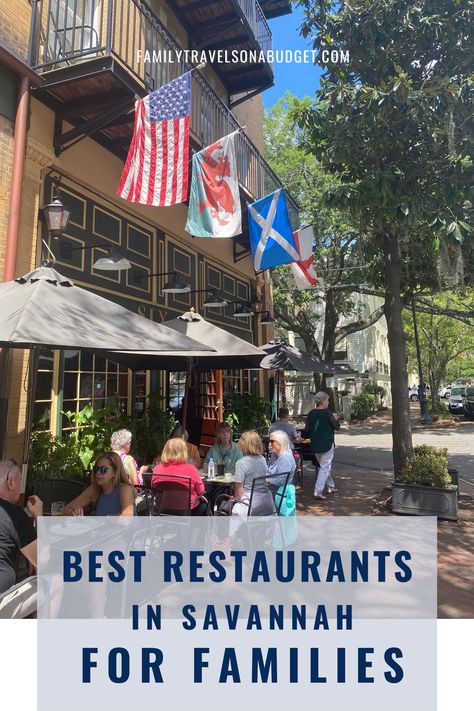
[{"xmin": 305, "ymin": 392, "xmax": 341, "ymax": 500}]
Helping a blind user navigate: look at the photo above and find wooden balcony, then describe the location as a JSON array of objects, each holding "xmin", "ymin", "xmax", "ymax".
[
  {"xmin": 166, "ymin": 0, "xmax": 273, "ymax": 92},
  {"xmin": 259, "ymin": 1, "xmax": 293, "ymax": 19},
  {"xmin": 28, "ymin": 0, "xmax": 298, "ymax": 238}
]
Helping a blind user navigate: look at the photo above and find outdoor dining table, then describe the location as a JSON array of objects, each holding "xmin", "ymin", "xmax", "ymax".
[{"xmin": 199, "ymin": 471, "xmax": 235, "ymax": 485}]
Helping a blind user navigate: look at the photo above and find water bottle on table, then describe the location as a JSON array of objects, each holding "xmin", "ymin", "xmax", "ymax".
[{"xmin": 208, "ymin": 457, "xmax": 215, "ymax": 479}]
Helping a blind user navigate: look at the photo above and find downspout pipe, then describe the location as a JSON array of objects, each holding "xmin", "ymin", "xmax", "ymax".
[
  {"xmin": 3, "ymin": 75, "xmax": 30, "ymax": 281},
  {"xmin": 0, "ymin": 74, "xmax": 30, "ymax": 458}
]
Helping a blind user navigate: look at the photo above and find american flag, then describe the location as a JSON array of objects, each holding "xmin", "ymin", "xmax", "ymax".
[{"xmin": 117, "ymin": 72, "xmax": 191, "ymax": 206}]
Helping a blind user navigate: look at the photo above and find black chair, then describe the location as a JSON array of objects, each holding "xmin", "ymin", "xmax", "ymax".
[
  {"xmin": 249, "ymin": 472, "xmax": 292, "ymax": 516},
  {"xmin": 152, "ymin": 475, "xmax": 209, "ymax": 516},
  {"xmin": 216, "ymin": 471, "xmax": 292, "ymax": 517},
  {"xmin": 33, "ymin": 478, "xmax": 87, "ymax": 514},
  {"xmin": 293, "ymin": 444, "xmax": 304, "ymax": 487}
]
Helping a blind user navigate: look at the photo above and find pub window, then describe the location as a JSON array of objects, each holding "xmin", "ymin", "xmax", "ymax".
[
  {"xmin": 223, "ymin": 369, "xmax": 255, "ymax": 398},
  {"xmin": 168, "ymin": 371, "xmax": 186, "ymax": 415},
  {"xmin": 32, "ymin": 348, "xmax": 54, "ymax": 431},
  {"xmin": 61, "ymin": 351, "xmax": 129, "ymax": 432}
]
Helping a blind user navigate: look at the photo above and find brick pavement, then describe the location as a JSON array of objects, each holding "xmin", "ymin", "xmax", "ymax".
[{"xmin": 295, "ymin": 460, "xmax": 474, "ymax": 618}]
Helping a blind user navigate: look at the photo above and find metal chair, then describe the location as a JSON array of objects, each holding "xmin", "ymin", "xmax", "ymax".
[
  {"xmin": 152, "ymin": 474, "xmax": 209, "ymax": 516},
  {"xmin": 33, "ymin": 478, "xmax": 87, "ymax": 514},
  {"xmin": 216, "ymin": 471, "xmax": 292, "ymax": 516}
]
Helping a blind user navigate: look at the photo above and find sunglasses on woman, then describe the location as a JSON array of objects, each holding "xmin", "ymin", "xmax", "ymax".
[{"xmin": 93, "ymin": 465, "xmax": 113, "ymax": 475}]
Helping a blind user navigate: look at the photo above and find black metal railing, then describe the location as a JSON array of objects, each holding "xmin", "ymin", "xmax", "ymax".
[
  {"xmin": 236, "ymin": 0, "xmax": 272, "ymax": 53},
  {"xmin": 29, "ymin": 0, "xmax": 297, "ymax": 225}
]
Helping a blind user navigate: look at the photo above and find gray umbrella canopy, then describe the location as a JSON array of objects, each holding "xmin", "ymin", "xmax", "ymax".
[
  {"xmin": 260, "ymin": 341, "xmax": 335, "ymax": 374},
  {"xmin": 0, "ymin": 267, "xmax": 213, "ymax": 353},
  {"xmin": 110, "ymin": 310, "xmax": 266, "ymax": 370}
]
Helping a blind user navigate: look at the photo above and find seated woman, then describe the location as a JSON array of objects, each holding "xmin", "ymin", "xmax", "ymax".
[
  {"xmin": 151, "ymin": 438, "xmax": 207, "ymax": 516},
  {"xmin": 110, "ymin": 428, "xmax": 142, "ymax": 486},
  {"xmin": 203, "ymin": 422, "xmax": 242, "ymax": 474},
  {"xmin": 232, "ymin": 431, "xmax": 275, "ymax": 518},
  {"xmin": 63, "ymin": 452, "xmax": 136, "ymax": 516},
  {"xmin": 267, "ymin": 430, "xmax": 296, "ymax": 487},
  {"xmin": 172, "ymin": 425, "xmax": 201, "ymax": 469}
]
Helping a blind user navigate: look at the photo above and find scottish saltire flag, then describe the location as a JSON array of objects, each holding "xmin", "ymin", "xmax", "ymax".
[
  {"xmin": 185, "ymin": 132, "xmax": 241, "ymax": 238},
  {"xmin": 248, "ymin": 188, "xmax": 299, "ymax": 271},
  {"xmin": 290, "ymin": 225, "xmax": 319, "ymax": 289},
  {"xmin": 117, "ymin": 72, "xmax": 191, "ymax": 206}
]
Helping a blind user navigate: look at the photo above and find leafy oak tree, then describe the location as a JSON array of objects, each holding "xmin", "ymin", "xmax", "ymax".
[
  {"xmin": 403, "ymin": 291, "xmax": 474, "ymax": 408},
  {"xmin": 293, "ymin": 0, "xmax": 473, "ymax": 474},
  {"xmin": 265, "ymin": 94, "xmax": 385, "ymax": 385}
]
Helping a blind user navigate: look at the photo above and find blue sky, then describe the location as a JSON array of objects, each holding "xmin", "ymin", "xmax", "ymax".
[{"xmin": 262, "ymin": 6, "xmax": 323, "ymax": 108}]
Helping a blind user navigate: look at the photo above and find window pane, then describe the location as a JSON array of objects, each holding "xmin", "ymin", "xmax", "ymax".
[
  {"xmin": 107, "ymin": 374, "xmax": 118, "ymax": 397},
  {"xmin": 81, "ymin": 351, "xmax": 93, "ymax": 371},
  {"xmin": 38, "ymin": 349, "xmax": 54, "ymax": 370},
  {"xmin": 36, "ymin": 371, "xmax": 53, "ymax": 401},
  {"xmin": 64, "ymin": 350, "xmax": 79, "ymax": 371},
  {"xmin": 95, "ymin": 355, "xmax": 106, "ymax": 371},
  {"xmin": 63, "ymin": 372, "xmax": 78, "ymax": 399},
  {"xmin": 79, "ymin": 373, "xmax": 93, "ymax": 399},
  {"xmin": 33, "ymin": 402, "xmax": 51, "ymax": 429}
]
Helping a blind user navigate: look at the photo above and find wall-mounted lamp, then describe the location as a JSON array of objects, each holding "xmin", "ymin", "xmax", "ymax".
[
  {"xmin": 132, "ymin": 270, "xmax": 191, "ymax": 294},
  {"xmin": 43, "ymin": 197, "xmax": 71, "ymax": 237},
  {"xmin": 233, "ymin": 303, "xmax": 255, "ymax": 319},
  {"xmin": 184, "ymin": 289, "xmax": 228, "ymax": 308},
  {"xmin": 259, "ymin": 311, "xmax": 275, "ymax": 326},
  {"xmin": 54, "ymin": 237, "xmax": 131, "ymax": 271}
]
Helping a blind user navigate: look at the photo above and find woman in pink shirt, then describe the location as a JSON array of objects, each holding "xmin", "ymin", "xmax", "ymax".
[{"xmin": 152, "ymin": 438, "xmax": 208, "ymax": 515}]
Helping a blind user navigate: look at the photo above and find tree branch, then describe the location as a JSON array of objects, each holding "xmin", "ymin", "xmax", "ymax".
[
  {"xmin": 334, "ymin": 305, "xmax": 385, "ymax": 344},
  {"xmin": 329, "ymin": 284, "xmax": 385, "ymax": 297}
]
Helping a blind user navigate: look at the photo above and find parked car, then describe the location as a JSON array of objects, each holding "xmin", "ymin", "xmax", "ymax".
[
  {"xmin": 448, "ymin": 386, "xmax": 466, "ymax": 414},
  {"xmin": 438, "ymin": 385, "xmax": 451, "ymax": 399},
  {"xmin": 462, "ymin": 386, "xmax": 474, "ymax": 419}
]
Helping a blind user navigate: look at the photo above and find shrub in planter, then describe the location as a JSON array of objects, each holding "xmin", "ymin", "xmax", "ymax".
[
  {"xmin": 398, "ymin": 452, "xmax": 451, "ymax": 488},
  {"xmin": 351, "ymin": 393, "xmax": 376, "ymax": 420},
  {"xmin": 393, "ymin": 445, "xmax": 457, "ymax": 520}
]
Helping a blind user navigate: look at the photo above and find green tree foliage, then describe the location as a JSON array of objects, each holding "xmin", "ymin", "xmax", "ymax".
[
  {"xmin": 265, "ymin": 94, "xmax": 385, "ymax": 384},
  {"xmin": 404, "ymin": 292, "xmax": 474, "ymax": 407},
  {"xmin": 293, "ymin": 0, "xmax": 473, "ymax": 474}
]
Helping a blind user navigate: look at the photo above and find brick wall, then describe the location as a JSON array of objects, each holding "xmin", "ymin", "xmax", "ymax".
[{"xmin": 0, "ymin": 4, "xmax": 32, "ymax": 63}]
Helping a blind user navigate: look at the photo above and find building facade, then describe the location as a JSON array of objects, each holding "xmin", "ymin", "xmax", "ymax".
[
  {"xmin": 283, "ymin": 294, "xmax": 392, "ymax": 416},
  {"xmin": 0, "ymin": 0, "xmax": 296, "ymax": 463}
]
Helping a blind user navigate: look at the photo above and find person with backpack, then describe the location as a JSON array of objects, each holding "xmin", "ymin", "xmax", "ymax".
[{"xmin": 305, "ymin": 391, "xmax": 341, "ymax": 500}]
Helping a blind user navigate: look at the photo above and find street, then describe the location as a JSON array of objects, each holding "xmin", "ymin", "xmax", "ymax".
[{"xmin": 333, "ymin": 405, "xmax": 474, "ymax": 486}]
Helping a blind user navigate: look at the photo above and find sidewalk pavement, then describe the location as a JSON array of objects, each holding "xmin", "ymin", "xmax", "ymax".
[{"xmin": 296, "ymin": 460, "xmax": 474, "ymax": 618}]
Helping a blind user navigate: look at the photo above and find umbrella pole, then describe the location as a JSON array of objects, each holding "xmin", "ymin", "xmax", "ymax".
[
  {"xmin": 276, "ymin": 370, "xmax": 280, "ymax": 415},
  {"xmin": 181, "ymin": 359, "xmax": 192, "ymax": 429},
  {"xmin": 216, "ymin": 369, "xmax": 223, "ymax": 422}
]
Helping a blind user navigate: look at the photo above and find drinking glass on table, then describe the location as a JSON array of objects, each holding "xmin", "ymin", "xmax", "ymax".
[{"xmin": 51, "ymin": 501, "xmax": 65, "ymax": 517}]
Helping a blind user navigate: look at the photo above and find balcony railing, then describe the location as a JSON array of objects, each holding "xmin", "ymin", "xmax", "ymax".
[
  {"xmin": 29, "ymin": 0, "xmax": 297, "ymax": 225},
  {"xmin": 236, "ymin": 0, "xmax": 272, "ymax": 53}
]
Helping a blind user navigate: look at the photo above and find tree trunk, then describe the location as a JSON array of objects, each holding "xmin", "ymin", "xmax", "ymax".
[
  {"xmin": 382, "ymin": 231, "xmax": 413, "ymax": 476},
  {"xmin": 322, "ymin": 289, "xmax": 338, "ymax": 410}
]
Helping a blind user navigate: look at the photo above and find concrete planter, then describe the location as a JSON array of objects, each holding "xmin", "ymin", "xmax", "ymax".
[{"xmin": 392, "ymin": 482, "xmax": 458, "ymax": 521}]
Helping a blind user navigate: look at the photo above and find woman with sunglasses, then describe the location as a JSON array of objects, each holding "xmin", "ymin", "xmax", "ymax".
[{"xmin": 63, "ymin": 452, "xmax": 135, "ymax": 516}]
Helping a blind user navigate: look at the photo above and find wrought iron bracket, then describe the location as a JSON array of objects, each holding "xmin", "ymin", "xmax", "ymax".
[
  {"xmin": 53, "ymin": 98, "xmax": 134, "ymax": 156},
  {"xmin": 232, "ymin": 236, "xmax": 251, "ymax": 263}
]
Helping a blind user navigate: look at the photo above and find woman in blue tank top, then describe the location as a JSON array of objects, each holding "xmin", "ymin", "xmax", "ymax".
[{"xmin": 64, "ymin": 452, "xmax": 136, "ymax": 516}]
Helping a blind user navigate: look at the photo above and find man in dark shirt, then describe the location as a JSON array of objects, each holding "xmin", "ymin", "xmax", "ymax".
[{"xmin": 0, "ymin": 459, "xmax": 43, "ymax": 618}]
